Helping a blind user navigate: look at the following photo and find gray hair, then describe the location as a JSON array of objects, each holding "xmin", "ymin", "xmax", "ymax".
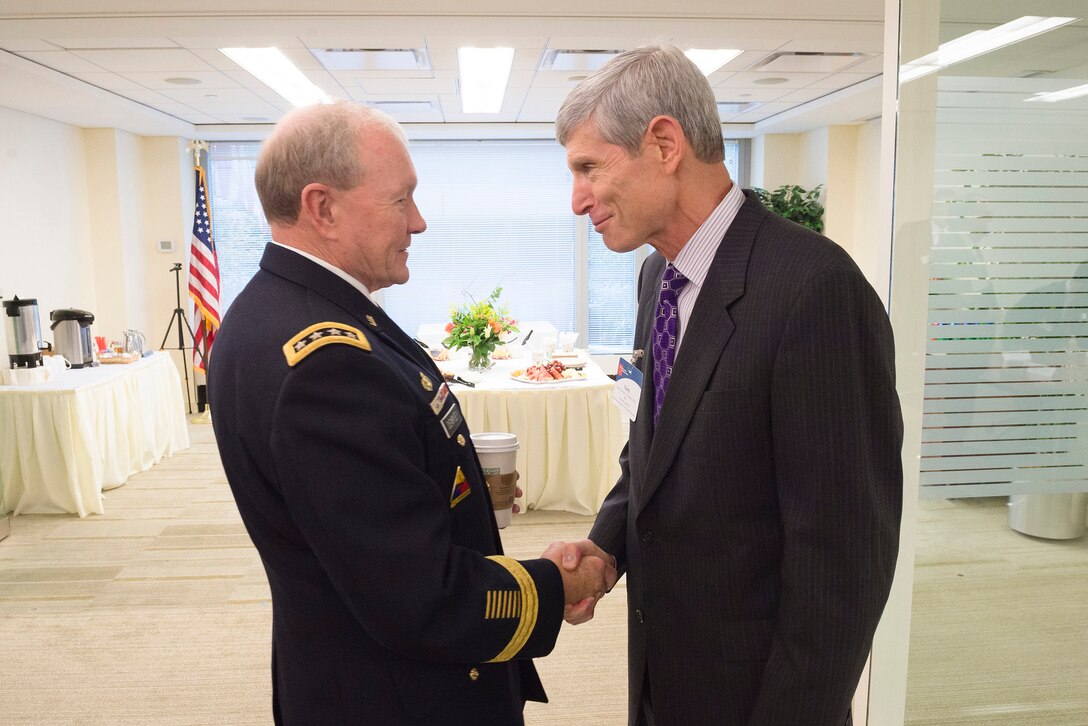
[
  {"xmin": 555, "ymin": 44, "xmax": 724, "ymax": 164},
  {"xmin": 256, "ymin": 101, "xmax": 407, "ymax": 225}
]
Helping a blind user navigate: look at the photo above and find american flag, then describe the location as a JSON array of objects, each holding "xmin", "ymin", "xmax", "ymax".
[{"xmin": 188, "ymin": 164, "xmax": 221, "ymax": 372}]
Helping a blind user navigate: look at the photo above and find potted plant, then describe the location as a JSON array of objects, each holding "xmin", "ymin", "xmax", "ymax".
[
  {"xmin": 443, "ymin": 287, "xmax": 519, "ymax": 372},
  {"xmin": 752, "ymin": 184, "xmax": 825, "ymax": 233}
]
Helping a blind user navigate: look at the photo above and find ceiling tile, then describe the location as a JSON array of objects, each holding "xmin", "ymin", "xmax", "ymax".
[
  {"xmin": 70, "ymin": 72, "xmax": 145, "ymax": 91},
  {"xmin": 726, "ymin": 71, "xmax": 827, "ymax": 89},
  {"xmin": 0, "ymin": 38, "xmax": 63, "ymax": 52},
  {"xmin": 72, "ymin": 48, "xmax": 214, "ymax": 73},
  {"xmin": 117, "ymin": 70, "xmax": 242, "ymax": 90},
  {"xmin": 360, "ymin": 77, "xmax": 457, "ymax": 95},
  {"xmin": 45, "ymin": 36, "xmax": 179, "ymax": 50},
  {"xmin": 18, "ymin": 50, "xmax": 107, "ymax": 74},
  {"xmin": 808, "ymin": 72, "xmax": 877, "ymax": 89}
]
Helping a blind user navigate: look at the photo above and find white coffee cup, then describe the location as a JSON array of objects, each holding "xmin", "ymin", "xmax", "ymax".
[{"xmin": 471, "ymin": 432, "xmax": 519, "ymax": 528}]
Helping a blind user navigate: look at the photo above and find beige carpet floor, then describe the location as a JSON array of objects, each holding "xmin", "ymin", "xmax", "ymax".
[{"xmin": 1, "ymin": 424, "xmax": 1086, "ymax": 724}]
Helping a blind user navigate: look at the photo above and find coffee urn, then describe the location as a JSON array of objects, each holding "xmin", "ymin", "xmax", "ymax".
[
  {"xmin": 3, "ymin": 296, "xmax": 45, "ymax": 368},
  {"xmin": 50, "ymin": 308, "xmax": 97, "ymax": 368}
]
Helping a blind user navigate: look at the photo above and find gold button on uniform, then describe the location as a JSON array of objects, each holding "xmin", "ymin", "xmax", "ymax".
[
  {"xmin": 457, "ymin": 434, "xmax": 467, "ymax": 447},
  {"xmin": 468, "ymin": 667, "xmax": 480, "ymax": 681}
]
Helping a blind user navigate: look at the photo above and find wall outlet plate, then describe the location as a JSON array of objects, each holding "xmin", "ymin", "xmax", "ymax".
[{"xmin": 157, "ymin": 239, "xmax": 175, "ymax": 253}]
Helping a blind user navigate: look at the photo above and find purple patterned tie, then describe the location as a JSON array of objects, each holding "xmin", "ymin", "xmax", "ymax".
[{"xmin": 652, "ymin": 265, "xmax": 689, "ymax": 427}]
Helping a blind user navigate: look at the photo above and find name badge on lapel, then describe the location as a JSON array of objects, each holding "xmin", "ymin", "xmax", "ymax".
[
  {"xmin": 613, "ymin": 357, "xmax": 644, "ymax": 421},
  {"xmin": 440, "ymin": 401, "xmax": 464, "ymax": 438}
]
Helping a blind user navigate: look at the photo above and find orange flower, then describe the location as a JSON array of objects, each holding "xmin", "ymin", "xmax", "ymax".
[
  {"xmin": 444, "ymin": 322, "xmax": 454, "ymax": 333},
  {"xmin": 490, "ymin": 319, "xmax": 502, "ymax": 333}
]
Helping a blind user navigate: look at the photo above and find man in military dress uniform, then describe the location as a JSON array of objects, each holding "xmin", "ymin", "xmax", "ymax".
[{"xmin": 209, "ymin": 101, "xmax": 613, "ymax": 725}]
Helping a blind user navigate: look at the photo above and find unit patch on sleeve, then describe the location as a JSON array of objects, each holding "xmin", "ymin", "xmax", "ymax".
[
  {"xmin": 450, "ymin": 466, "xmax": 471, "ymax": 508},
  {"xmin": 282, "ymin": 322, "xmax": 370, "ymax": 366}
]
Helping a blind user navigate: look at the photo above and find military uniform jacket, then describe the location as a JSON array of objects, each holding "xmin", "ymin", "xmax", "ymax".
[
  {"xmin": 590, "ymin": 191, "xmax": 903, "ymax": 726},
  {"xmin": 209, "ymin": 243, "xmax": 564, "ymax": 725}
]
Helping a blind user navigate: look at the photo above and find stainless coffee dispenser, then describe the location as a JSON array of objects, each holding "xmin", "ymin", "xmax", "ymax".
[
  {"xmin": 50, "ymin": 308, "xmax": 97, "ymax": 368},
  {"xmin": 3, "ymin": 296, "xmax": 45, "ymax": 368}
]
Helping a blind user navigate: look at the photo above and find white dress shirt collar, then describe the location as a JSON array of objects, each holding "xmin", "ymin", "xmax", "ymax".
[{"xmin": 270, "ymin": 241, "xmax": 373, "ymax": 301}]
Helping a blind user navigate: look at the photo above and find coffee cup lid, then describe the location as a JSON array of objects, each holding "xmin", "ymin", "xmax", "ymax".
[{"xmin": 470, "ymin": 432, "xmax": 519, "ymax": 452}]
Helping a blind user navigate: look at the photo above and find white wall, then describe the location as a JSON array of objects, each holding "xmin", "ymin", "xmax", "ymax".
[
  {"xmin": 1, "ymin": 106, "xmax": 193, "ymax": 397},
  {"xmin": 0, "ymin": 106, "xmax": 94, "ymax": 360},
  {"xmin": 751, "ymin": 125, "xmax": 886, "ymax": 297}
]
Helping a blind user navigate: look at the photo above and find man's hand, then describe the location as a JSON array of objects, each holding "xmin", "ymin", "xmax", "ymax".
[{"xmin": 541, "ymin": 539, "xmax": 618, "ymax": 625}]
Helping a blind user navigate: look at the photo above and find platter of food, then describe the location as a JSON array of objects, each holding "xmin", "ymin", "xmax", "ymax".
[{"xmin": 511, "ymin": 360, "xmax": 586, "ymax": 384}]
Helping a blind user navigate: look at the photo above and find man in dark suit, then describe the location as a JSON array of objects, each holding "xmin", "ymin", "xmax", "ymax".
[
  {"xmin": 553, "ymin": 44, "xmax": 903, "ymax": 725},
  {"xmin": 209, "ymin": 101, "xmax": 613, "ymax": 725}
]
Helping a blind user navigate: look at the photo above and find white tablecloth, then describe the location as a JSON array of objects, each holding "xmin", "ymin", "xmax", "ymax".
[
  {"xmin": 0, "ymin": 352, "xmax": 190, "ymax": 516},
  {"xmin": 442, "ymin": 352, "xmax": 625, "ymax": 515}
]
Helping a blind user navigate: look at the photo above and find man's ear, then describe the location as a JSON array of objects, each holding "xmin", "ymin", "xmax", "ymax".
[
  {"xmin": 645, "ymin": 115, "xmax": 685, "ymax": 174},
  {"xmin": 299, "ymin": 183, "xmax": 336, "ymax": 235}
]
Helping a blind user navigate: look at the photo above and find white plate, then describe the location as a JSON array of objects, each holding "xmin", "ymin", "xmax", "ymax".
[{"xmin": 510, "ymin": 369, "xmax": 587, "ymax": 384}]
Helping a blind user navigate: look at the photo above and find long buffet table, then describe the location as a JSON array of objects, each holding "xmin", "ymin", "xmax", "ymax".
[
  {"xmin": 0, "ymin": 352, "xmax": 190, "ymax": 517},
  {"xmin": 441, "ymin": 352, "xmax": 626, "ymax": 516}
]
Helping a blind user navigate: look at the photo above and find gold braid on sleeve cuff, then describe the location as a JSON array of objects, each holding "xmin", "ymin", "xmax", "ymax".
[{"xmin": 484, "ymin": 556, "xmax": 539, "ymax": 662}]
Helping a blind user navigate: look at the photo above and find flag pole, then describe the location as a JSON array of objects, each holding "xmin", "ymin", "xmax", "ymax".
[{"xmin": 185, "ymin": 139, "xmax": 215, "ymax": 425}]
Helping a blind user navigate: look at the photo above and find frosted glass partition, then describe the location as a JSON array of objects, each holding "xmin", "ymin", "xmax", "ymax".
[{"xmin": 921, "ymin": 93, "xmax": 1088, "ymax": 498}]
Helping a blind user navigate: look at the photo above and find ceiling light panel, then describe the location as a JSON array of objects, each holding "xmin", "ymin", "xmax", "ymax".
[
  {"xmin": 458, "ymin": 47, "xmax": 514, "ymax": 113},
  {"xmin": 310, "ymin": 48, "xmax": 430, "ymax": 72},
  {"xmin": 221, "ymin": 47, "xmax": 332, "ymax": 107},
  {"xmin": 685, "ymin": 49, "xmax": 743, "ymax": 76}
]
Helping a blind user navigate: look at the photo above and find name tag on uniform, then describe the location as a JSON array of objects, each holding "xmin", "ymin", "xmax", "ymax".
[
  {"xmin": 613, "ymin": 357, "xmax": 643, "ymax": 421},
  {"xmin": 440, "ymin": 401, "xmax": 464, "ymax": 438}
]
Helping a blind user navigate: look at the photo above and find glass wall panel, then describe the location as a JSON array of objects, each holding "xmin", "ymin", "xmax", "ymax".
[{"xmin": 892, "ymin": 3, "xmax": 1088, "ymax": 723}]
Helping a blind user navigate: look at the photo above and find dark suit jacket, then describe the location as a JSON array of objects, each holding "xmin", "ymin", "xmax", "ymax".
[
  {"xmin": 209, "ymin": 244, "xmax": 564, "ymax": 725},
  {"xmin": 589, "ymin": 190, "xmax": 903, "ymax": 726}
]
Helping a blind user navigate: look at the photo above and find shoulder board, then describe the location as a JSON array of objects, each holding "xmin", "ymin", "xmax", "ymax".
[{"xmin": 282, "ymin": 322, "xmax": 371, "ymax": 367}]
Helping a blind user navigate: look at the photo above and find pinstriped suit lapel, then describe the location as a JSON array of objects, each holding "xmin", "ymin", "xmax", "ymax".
[
  {"xmin": 636, "ymin": 191, "xmax": 767, "ymax": 514},
  {"xmin": 628, "ymin": 255, "xmax": 664, "ymax": 503}
]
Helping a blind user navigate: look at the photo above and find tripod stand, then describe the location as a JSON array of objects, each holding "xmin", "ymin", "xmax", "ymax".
[{"xmin": 159, "ymin": 263, "xmax": 204, "ymax": 414}]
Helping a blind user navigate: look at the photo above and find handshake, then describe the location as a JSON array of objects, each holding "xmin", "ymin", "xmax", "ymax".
[{"xmin": 541, "ymin": 539, "xmax": 618, "ymax": 625}]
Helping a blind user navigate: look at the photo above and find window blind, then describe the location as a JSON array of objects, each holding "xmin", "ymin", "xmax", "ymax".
[{"xmin": 382, "ymin": 140, "xmax": 577, "ymax": 338}]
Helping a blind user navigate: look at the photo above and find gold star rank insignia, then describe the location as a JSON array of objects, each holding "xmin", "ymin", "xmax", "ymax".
[
  {"xmin": 282, "ymin": 322, "xmax": 370, "ymax": 366},
  {"xmin": 420, "ymin": 372, "xmax": 434, "ymax": 391}
]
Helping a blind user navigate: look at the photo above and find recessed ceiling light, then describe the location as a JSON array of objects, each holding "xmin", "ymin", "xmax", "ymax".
[
  {"xmin": 310, "ymin": 48, "xmax": 430, "ymax": 72},
  {"xmin": 165, "ymin": 77, "xmax": 201, "ymax": 85},
  {"xmin": 220, "ymin": 47, "xmax": 332, "ymax": 107},
  {"xmin": 753, "ymin": 77, "xmax": 789, "ymax": 85},
  {"xmin": 540, "ymin": 49, "xmax": 622, "ymax": 72},
  {"xmin": 458, "ymin": 47, "xmax": 514, "ymax": 113},
  {"xmin": 684, "ymin": 49, "xmax": 743, "ymax": 76}
]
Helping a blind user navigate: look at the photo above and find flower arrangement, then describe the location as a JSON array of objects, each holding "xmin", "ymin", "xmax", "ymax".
[{"xmin": 443, "ymin": 287, "xmax": 519, "ymax": 371}]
